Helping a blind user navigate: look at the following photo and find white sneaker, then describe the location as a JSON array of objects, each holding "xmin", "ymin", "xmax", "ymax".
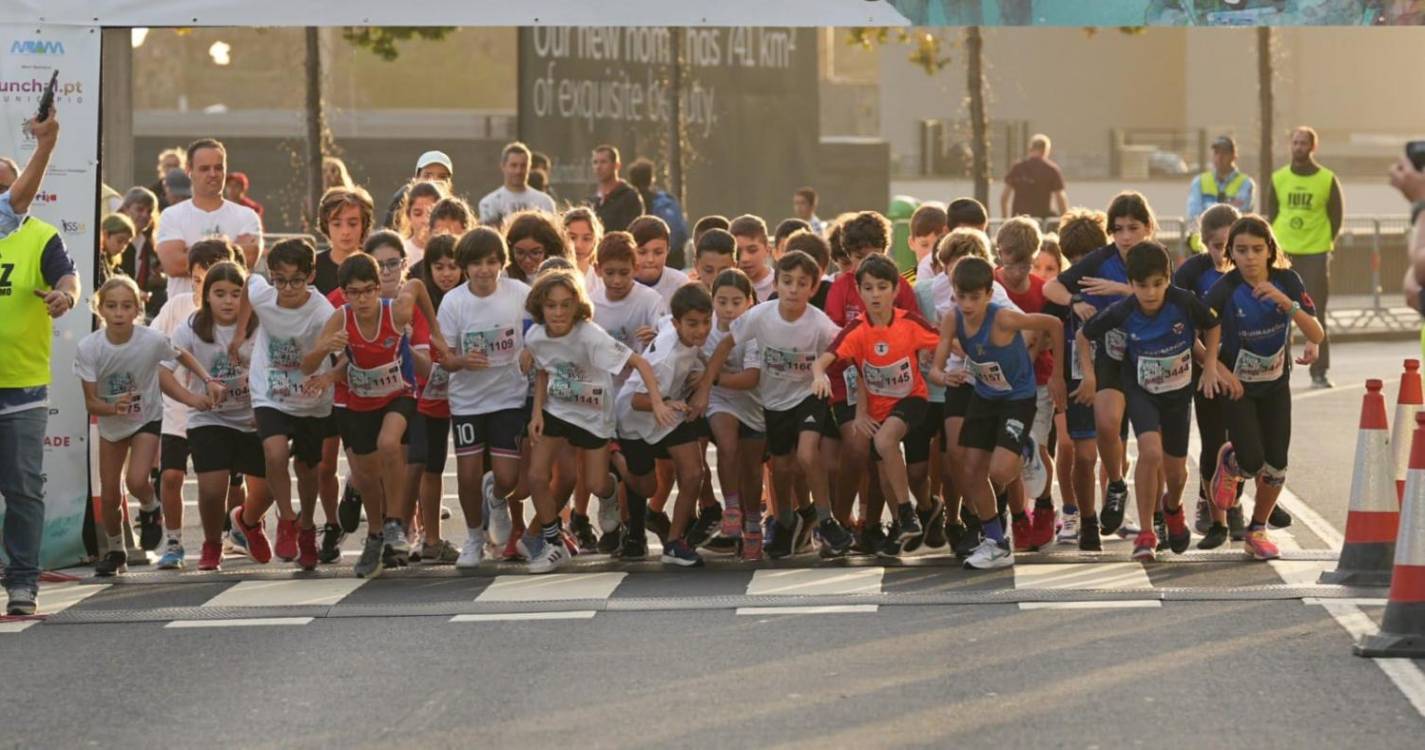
[
  {"xmin": 963, "ymin": 538, "xmax": 1014, "ymax": 570},
  {"xmin": 456, "ymin": 531, "xmax": 485, "ymax": 569},
  {"xmin": 1019, "ymin": 438, "xmax": 1048, "ymax": 500},
  {"xmin": 596, "ymin": 472, "xmax": 621, "ymax": 534},
  {"xmin": 1056, "ymin": 508, "xmax": 1081, "ymax": 545},
  {"xmin": 527, "ymin": 539, "xmax": 570, "ymax": 574},
  {"xmin": 483, "ymin": 471, "xmax": 512, "ymax": 546}
]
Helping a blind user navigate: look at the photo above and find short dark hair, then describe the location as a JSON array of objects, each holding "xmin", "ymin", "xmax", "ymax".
[
  {"xmin": 773, "ymin": 218, "xmax": 812, "ymax": 246},
  {"xmin": 693, "ymin": 215, "xmax": 730, "ymax": 244},
  {"xmin": 455, "ymin": 226, "xmax": 508, "ymax": 268},
  {"xmin": 505, "ymin": 211, "xmax": 570, "ymax": 281},
  {"xmin": 627, "ymin": 158, "xmax": 655, "ymax": 191},
  {"xmin": 628, "ymin": 215, "xmax": 670, "ymax": 246},
  {"xmin": 951, "ymin": 256, "xmax": 994, "ymax": 294},
  {"xmin": 189, "ymin": 238, "xmax": 235, "ymax": 271},
  {"xmin": 1125, "ymin": 241, "xmax": 1171, "ymax": 282},
  {"xmin": 185, "ymin": 138, "xmax": 225, "ymax": 167},
  {"xmin": 429, "ymin": 196, "xmax": 474, "ymax": 232},
  {"xmin": 775, "ymin": 250, "xmax": 820, "ymax": 282},
  {"xmin": 911, "ymin": 204, "xmax": 949, "ymax": 238},
  {"xmin": 528, "ymin": 168, "xmax": 549, "ymax": 192},
  {"xmin": 364, "ymin": 229, "xmax": 406, "ymax": 258},
  {"xmin": 855, "ymin": 253, "xmax": 901, "ymax": 289},
  {"xmin": 596, "ymin": 232, "xmax": 637, "ymax": 267},
  {"xmin": 501, "ymin": 141, "xmax": 531, "ymax": 164},
  {"xmin": 695, "ymin": 228, "xmax": 736, "ymax": 259},
  {"xmin": 1106, "ymin": 191, "xmax": 1156, "ymax": 234},
  {"xmin": 794, "ymin": 187, "xmax": 817, "ymax": 206},
  {"xmin": 593, "ymin": 144, "xmax": 620, "ymax": 164},
  {"xmin": 729, "ymin": 214, "xmax": 768, "ymax": 241},
  {"xmin": 947, "ymin": 198, "xmax": 988, "ymax": 230},
  {"xmin": 670, "ymin": 283, "xmax": 713, "ymax": 320},
  {"xmin": 840, "ymin": 211, "xmax": 892, "ymax": 253},
  {"xmin": 783, "ymin": 230, "xmax": 830, "ymax": 273},
  {"xmin": 711, "ymin": 268, "xmax": 755, "ymax": 303},
  {"xmin": 268, "ymin": 238, "xmax": 315, "ymax": 275},
  {"xmin": 1057, "ymin": 208, "xmax": 1109, "ymax": 261},
  {"xmin": 338, "ymin": 252, "xmax": 380, "ymax": 289}
]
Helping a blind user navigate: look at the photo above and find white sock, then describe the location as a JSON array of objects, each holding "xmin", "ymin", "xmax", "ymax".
[
  {"xmin": 107, "ymin": 534, "xmax": 124, "ymax": 553},
  {"xmin": 467, "ymin": 528, "xmax": 487, "ymax": 546},
  {"xmin": 166, "ymin": 529, "xmax": 182, "ymax": 546},
  {"xmin": 138, "ymin": 497, "xmax": 159, "ymax": 512}
]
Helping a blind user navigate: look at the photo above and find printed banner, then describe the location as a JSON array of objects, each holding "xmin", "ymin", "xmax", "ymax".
[
  {"xmin": 885, "ymin": 0, "xmax": 1419, "ymax": 26},
  {"xmin": 0, "ymin": 24, "xmax": 100, "ymax": 569}
]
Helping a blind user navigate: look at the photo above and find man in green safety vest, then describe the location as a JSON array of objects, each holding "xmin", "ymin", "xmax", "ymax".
[
  {"xmin": 1186, "ymin": 135, "xmax": 1255, "ymax": 252},
  {"xmin": 1264, "ymin": 126, "xmax": 1344, "ymax": 389}
]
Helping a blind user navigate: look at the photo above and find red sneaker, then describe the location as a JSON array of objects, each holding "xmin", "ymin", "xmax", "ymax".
[
  {"xmin": 230, "ymin": 506, "xmax": 272, "ymax": 564},
  {"xmin": 297, "ymin": 526, "xmax": 319, "ymax": 571},
  {"xmin": 275, "ymin": 517, "xmax": 299, "ymax": 562},
  {"xmin": 1029, "ymin": 506, "xmax": 1056, "ymax": 550},
  {"xmin": 502, "ymin": 533, "xmax": 525, "ymax": 561},
  {"xmin": 198, "ymin": 541, "xmax": 222, "ymax": 571},
  {"xmin": 741, "ymin": 530, "xmax": 764, "ymax": 561},
  {"xmin": 1011, "ymin": 514, "xmax": 1035, "ymax": 552},
  {"xmin": 1132, "ymin": 530, "xmax": 1158, "ymax": 561}
]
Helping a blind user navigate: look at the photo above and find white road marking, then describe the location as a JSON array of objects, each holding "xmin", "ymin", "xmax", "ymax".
[
  {"xmin": 166, "ymin": 617, "xmax": 313, "ymax": 628},
  {"xmin": 1303, "ymin": 598, "xmax": 1388, "ymax": 607},
  {"xmin": 1, "ymin": 583, "xmax": 110, "ymax": 634},
  {"xmin": 475, "ymin": 573, "xmax": 627, "ymax": 602},
  {"xmin": 736, "ymin": 605, "xmax": 878, "ymax": 615},
  {"xmin": 450, "ymin": 611, "xmax": 597, "ymax": 622},
  {"xmin": 1014, "ymin": 562, "xmax": 1153, "ymax": 591},
  {"xmin": 746, "ymin": 568, "xmax": 883, "ymax": 597},
  {"xmin": 203, "ymin": 579, "xmax": 366, "ymax": 608},
  {"xmin": 1018, "ymin": 601, "xmax": 1161, "ymax": 610},
  {"xmin": 1321, "ymin": 602, "xmax": 1425, "ymax": 717}
]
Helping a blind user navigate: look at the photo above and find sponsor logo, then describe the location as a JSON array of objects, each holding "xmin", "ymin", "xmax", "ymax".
[
  {"xmin": 10, "ymin": 40, "xmax": 65, "ymax": 55},
  {"xmin": 873, "ymin": 341, "xmax": 889, "ymax": 356},
  {"xmin": 60, "ymin": 220, "xmax": 86, "ymax": 235},
  {"xmin": 33, "ymin": 190, "xmax": 58, "ymax": 204}
]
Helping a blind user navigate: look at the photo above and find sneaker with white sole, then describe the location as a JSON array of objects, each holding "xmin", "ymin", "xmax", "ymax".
[
  {"xmin": 963, "ymin": 538, "xmax": 1014, "ymax": 570},
  {"xmin": 1056, "ymin": 508, "xmax": 1080, "ymax": 545},
  {"xmin": 527, "ymin": 538, "xmax": 571, "ymax": 574},
  {"xmin": 5, "ymin": 588, "xmax": 36, "ymax": 616},
  {"xmin": 483, "ymin": 472, "xmax": 512, "ymax": 546},
  {"xmin": 456, "ymin": 531, "xmax": 485, "ymax": 569},
  {"xmin": 1019, "ymin": 437, "xmax": 1048, "ymax": 500},
  {"xmin": 156, "ymin": 543, "xmax": 185, "ymax": 570},
  {"xmin": 596, "ymin": 473, "xmax": 622, "ymax": 534}
]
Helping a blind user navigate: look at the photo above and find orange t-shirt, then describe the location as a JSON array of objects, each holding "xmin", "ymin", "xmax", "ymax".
[{"xmin": 831, "ymin": 308, "xmax": 941, "ymax": 422}]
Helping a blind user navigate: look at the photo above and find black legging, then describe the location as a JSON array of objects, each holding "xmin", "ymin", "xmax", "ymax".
[
  {"xmin": 1193, "ymin": 387, "xmax": 1230, "ymax": 483},
  {"xmin": 1224, "ymin": 383, "xmax": 1292, "ymax": 476}
]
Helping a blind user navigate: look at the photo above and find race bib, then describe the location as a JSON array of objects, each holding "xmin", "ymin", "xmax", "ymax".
[
  {"xmin": 1137, "ymin": 350, "xmax": 1192, "ymax": 395},
  {"xmin": 1069, "ymin": 338, "xmax": 1094, "ymax": 382},
  {"xmin": 267, "ymin": 367, "xmax": 319, "ymax": 407},
  {"xmin": 462, "ymin": 326, "xmax": 519, "ymax": 368},
  {"xmin": 843, "ymin": 367, "xmax": 859, "ymax": 406},
  {"xmin": 1104, "ymin": 328, "xmax": 1127, "ymax": 361},
  {"xmin": 208, "ymin": 354, "xmax": 250, "ymax": 413},
  {"xmin": 863, "ymin": 357, "xmax": 914, "ymax": 399},
  {"xmin": 763, "ymin": 346, "xmax": 815, "ymax": 381},
  {"xmin": 348, "ymin": 359, "xmax": 405, "ymax": 399},
  {"xmin": 103, "ymin": 374, "xmax": 143, "ymax": 418},
  {"xmin": 966, "ymin": 358, "xmax": 1012, "ymax": 392},
  {"xmin": 1233, "ymin": 345, "xmax": 1285, "ymax": 383},
  {"xmin": 422, "ymin": 368, "xmax": 450, "ymax": 402},
  {"xmin": 549, "ymin": 363, "xmax": 604, "ymax": 411}
]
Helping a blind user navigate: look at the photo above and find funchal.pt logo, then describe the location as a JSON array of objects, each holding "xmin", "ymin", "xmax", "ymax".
[{"xmin": 9, "ymin": 40, "xmax": 65, "ymax": 56}]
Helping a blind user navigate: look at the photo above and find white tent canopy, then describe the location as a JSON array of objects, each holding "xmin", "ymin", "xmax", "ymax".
[{"xmin": 2, "ymin": 0, "xmax": 910, "ymax": 27}]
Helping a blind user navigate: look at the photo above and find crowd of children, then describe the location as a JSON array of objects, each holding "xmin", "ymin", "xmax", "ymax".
[{"xmin": 80, "ymin": 159, "xmax": 1322, "ymax": 577}]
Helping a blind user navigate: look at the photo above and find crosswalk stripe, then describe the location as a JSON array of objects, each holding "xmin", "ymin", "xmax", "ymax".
[
  {"xmin": 475, "ymin": 573, "xmax": 627, "ymax": 602},
  {"xmin": 166, "ymin": 617, "xmax": 314, "ymax": 628},
  {"xmin": 2, "ymin": 583, "xmax": 110, "ymax": 634},
  {"xmin": 736, "ymin": 605, "xmax": 879, "ymax": 615},
  {"xmin": 1018, "ymin": 601, "xmax": 1162, "ymax": 610},
  {"xmin": 203, "ymin": 579, "xmax": 366, "ymax": 608},
  {"xmin": 451, "ymin": 611, "xmax": 598, "ymax": 622},
  {"xmin": 746, "ymin": 568, "xmax": 883, "ymax": 597},
  {"xmin": 1013, "ymin": 562, "xmax": 1153, "ymax": 590}
]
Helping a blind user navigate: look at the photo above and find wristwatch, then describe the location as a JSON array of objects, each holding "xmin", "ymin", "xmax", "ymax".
[{"xmin": 1070, "ymin": 293, "xmax": 1085, "ymax": 305}]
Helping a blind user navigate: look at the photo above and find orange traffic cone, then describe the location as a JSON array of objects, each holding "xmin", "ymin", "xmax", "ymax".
[
  {"xmin": 1355, "ymin": 411, "xmax": 1425, "ymax": 657},
  {"xmin": 1392, "ymin": 359, "xmax": 1423, "ymax": 502},
  {"xmin": 1321, "ymin": 380, "xmax": 1398, "ymax": 586}
]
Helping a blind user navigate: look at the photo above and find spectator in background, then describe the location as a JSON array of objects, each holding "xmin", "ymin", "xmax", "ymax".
[
  {"xmin": 478, "ymin": 141, "xmax": 556, "ymax": 228},
  {"xmin": 1264, "ymin": 126, "xmax": 1343, "ymax": 388},
  {"xmin": 773, "ymin": 217, "xmax": 812, "ymax": 258},
  {"xmin": 118, "ymin": 186, "xmax": 166, "ymax": 317},
  {"xmin": 150, "ymin": 147, "xmax": 185, "ymax": 210},
  {"xmin": 98, "ymin": 212, "xmax": 135, "ymax": 286},
  {"xmin": 1185, "ymin": 135, "xmax": 1254, "ymax": 248},
  {"xmin": 155, "ymin": 138, "xmax": 263, "ymax": 299},
  {"xmin": 529, "ymin": 168, "xmax": 550, "ymax": 194},
  {"xmin": 224, "ymin": 172, "xmax": 265, "ymax": 218},
  {"xmin": 693, "ymin": 214, "xmax": 730, "ymax": 246},
  {"xmin": 323, "ymin": 156, "xmax": 354, "ymax": 190},
  {"xmin": 383, "ymin": 150, "xmax": 456, "ymax": 228},
  {"xmin": 397, "ymin": 180, "xmax": 448, "ymax": 267},
  {"xmin": 531, "ymin": 151, "xmax": 556, "ymax": 201},
  {"xmin": 162, "ymin": 168, "xmax": 192, "ymax": 209},
  {"xmin": 588, "ymin": 144, "xmax": 644, "ymax": 232},
  {"xmin": 627, "ymin": 157, "xmax": 689, "ymax": 268},
  {"xmin": 1395, "ymin": 152, "xmax": 1425, "ymax": 323},
  {"xmin": 0, "ymin": 156, "xmax": 17, "ymax": 192},
  {"xmin": 792, "ymin": 186, "xmax": 825, "ymax": 236},
  {"xmin": 1001, "ymin": 133, "xmax": 1068, "ymax": 219}
]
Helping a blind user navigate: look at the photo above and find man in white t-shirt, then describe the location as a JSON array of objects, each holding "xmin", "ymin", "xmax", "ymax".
[
  {"xmin": 477, "ymin": 141, "xmax": 556, "ymax": 228},
  {"xmin": 156, "ymin": 138, "xmax": 262, "ymax": 301}
]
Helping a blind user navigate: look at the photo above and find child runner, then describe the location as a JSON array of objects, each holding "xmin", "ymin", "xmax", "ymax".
[
  {"xmin": 705, "ymin": 268, "xmax": 767, "ymax": 560},
  {"xmin": 731, "ymin": 215, "xmax": 777, "ymax": 304},
  {"xmin": 397, "ymin": 180, "xmax": 447, "ymax": 266},
  {"xmin": 563, "ymin": 206, "xmax": 604, "ymax": 293},
  {"xmin": 414, "ymin": 234, "xmax": 466, "ymax": 562},
  {"xmin": 929, "ymin": 257, "xmax": 1065, "ymax": 570},
  {"xmin": 1206, "ymin": 215, "xmax": 1325, "ymax": 561},
  {"xmin": 505, "ymin": 210, "xmax": 571, "ymax": 285},
  {"xmin": 910, "ymin": 203, "xmax": 950, "ymax": 284},
  {"xmin": 628, "ymin": 215, "xmax": 689, "ymax": 304},
  {"xmin": 78, "ymin": 276, "xmax": 221, "ymax": 576},
  {"xmin": 1078, "ymin": 242, "xmax": 1222, "ymax": 560}
]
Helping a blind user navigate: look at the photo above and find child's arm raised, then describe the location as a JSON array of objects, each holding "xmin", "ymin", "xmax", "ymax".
[
  {"xmin": 1000, "ymin": 309, "xmax": 1067, "ymax": 410},
  {"xmin": 301, "ymin": 310, "xmax": 347, "ymax": 375}
]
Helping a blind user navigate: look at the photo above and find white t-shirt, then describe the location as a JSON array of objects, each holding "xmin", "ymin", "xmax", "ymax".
[
  {"xmin": 641, "ymin": 267, "xmax": 690, "ymax": 305},
  {"xmin": 730, "ymin": 300, "xmax": 841, "ymax": 412},
  {"xmin": 917, "ymin": 254, "xmax": 935, "ymax": 286},
  {"xmin": 155, "ymin": 199, "xmax": 263, "ymax": 299},
  {"xmin": 403, "ymin": 237, "xmax": 425, "ymax": 268},
  {"xmin": 705, "ymin": 323, "xmax": 764, "ymax": 431},
  {"xmin": 169, "ymin": 319, "xmax": 257, "ymax": 432},
  {"xmin": 150, "ymin": 292, "xmax": 198, "ymax": 436},
  {"xmin": 749, "ymin": 267, "xmax": 776, "ymax": 304},
  {"xmin": 477, "ymin": 186, "xmax": 557, "ymax": 227},
  {"xmin": 617, "ymin": 331, "xmax": 705, "ymax": 444},
  {"xmin": 939, "ymin": 279, "xmax": 1021, "ymax": 373},
  {"xmin": 583, "ymin": 265, "xmax": 603, "ymax": 296},
  {"xmin": 247, "ymin": 275, "xmax": 335, "ymax": 418},
  {"xmin": 593, "ymin": 283, "xmax": 667, "ymax": 355},
  {"xmin": 437, "ymin": 279, "xmax": 531, "ymax": 416},
  {"xmin": 527, "ymin": 320, "xmax": 633, "ymax": 439},
  {"xmin": 74, "ymin": 325, "xmax": 179, "ymax": 442}
]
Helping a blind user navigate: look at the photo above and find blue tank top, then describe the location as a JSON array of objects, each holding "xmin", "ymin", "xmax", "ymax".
[{"xmin": 956, "ymin": 303, "xmax": 1037, "ymax": 401}]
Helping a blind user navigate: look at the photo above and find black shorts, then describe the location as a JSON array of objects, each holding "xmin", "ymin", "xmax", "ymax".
[
  {"xmin": 959, "ymin": 394, "xmax": 1037, "ymax": 455},
  {"xmin": 453, "ymin": 408, "xmax": 528, "ymax": 459},
  {"xmin": 339, "ymin": 397, "xmax": 415, "ymax": 455},
  {"xmin": 618, "ymin": 419, "xmax": 704, "ymax": 477},
  {"xmin": 160, "ymin": 434, "xmax": 189, "ymax": 474},
  {"xmin": 540, "ymin": 410, "xmax": 608, "ymax": 450},
  {"xmin": 188, "ymin": 426, "xmax": 267, "ymax": 477},
  {"xmin": 871, "ymin": 397, "xmax": 929, "ymax": 462},
  {"xmin": 1125, "ymin": 384, "xmax": 1192, "ymax": 458},
  {"xmin": 421, "ymin": 416, "xmax": 451, "ymax": 474},
  {"xmin": 405, "ymin": 411, "xmax": 428, "ymax": 465},
  {"xmin": 254, "ymin": 407, "xmax": 333, "ymax": 467},
  {"xmin": 764, "ymin": 396, "xmax": 831, "ymax": 457},
  {"xmin": 1093, "ymin": 352, "xmax": 1125, "ymax": 393},
  {"xmin": 903, "ymin": 399, "xmax": 943, "ymax": 465},
  {"xmin": 943, "ymin": 383, "xmax": 974, "ymax": 419},
  {"xmin": 127, "ymin": 419, "xmax": 161, "ymax": 439},
  {"xmin": 1065, "ymin": 381, "xmax": 1096, "ymax": 441}
]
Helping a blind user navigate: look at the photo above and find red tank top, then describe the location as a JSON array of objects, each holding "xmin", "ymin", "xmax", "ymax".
[{"xmin": 344, "ymin": 299, "xmax": 413, "ymax": 411}]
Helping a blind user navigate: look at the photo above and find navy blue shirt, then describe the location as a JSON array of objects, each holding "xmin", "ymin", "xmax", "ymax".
[
  {"xmin": 1056, "ymin": 243, "xmax": 1130, "ymax": 362},
  {"xmin": 1083, "ymin": 286, "xmax": 1218, "ymax": 402},
  {"xmin": 1173, "ymin": 252, "xmax": 1227, "ymax": 301},
  {"xmin": 1206, "ymin": 267, "xmax": 1314, "ymax": 395}
]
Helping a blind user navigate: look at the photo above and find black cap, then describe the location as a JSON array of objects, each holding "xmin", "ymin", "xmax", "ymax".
[{"xmin": 1211, "ymin": 135, "xmax": 1236, "ymax": 152}]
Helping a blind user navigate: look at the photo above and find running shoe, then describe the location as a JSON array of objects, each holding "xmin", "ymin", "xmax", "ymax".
[
  {"xmin": 877, "ymin": 524, "xmax": 904, "ymax": 559},
  {"xmin": 383, "ymin": 520, "xmax": 411, "ymax": 567},
  {"xmin": 1242, "ymin": 529, "xmax": 1281, "ymax": 561},
  {"xmin": 318, "ymin": 523, "xmax": 345, "ymax": 564},
  {"xmin": 527, "ymin": 538, "xmax": 571, "ymax": 574},
  {"xmin": 1227, "ymin": 505, "xmax": 1246, "ymax": 541},
  {"xmin": 1029, "ymin": 506, "xmax": 1056, "ymax": 550},
  {"xmin": 645, "ymin": 509, "xmax": 672, "ymax": 545},
  {"xmin": 1011, "ymin": 514, "xmax": 1035, "ymax": 553},
  {"xmin": 1057, "ymin": 508, "xmax": 1081, "ymax": 545},
  {"xmin": 740, "ymin": 530, "xmax": 764, "ymax": 562},
  {"xmin": 94, "ymin": 550, "xmax": 128, "ymax": 577},
  {"xmin": 5, "ymin": 588, "xmax": 36, "ymax": 617},
  {"xmin": 721, "ymin": 506, "xmax": 744, "ymax": 540},
  {"xmin": 617, "ymin": 531, "xmax": 648, "ymax": 561},
  {"xmin": 483, "ymin": 472, "xmax": 513, "ymax": 546},
  {"xmin": 1194, "ymin": 499, "xmax": 1213, "ymax": 535},
  {"xmin": 661, "ymin": 539, "xmax": 705, "ymax": 567},
  {"xmin": 1100, "ymin": 480, "xmax": 1128, "ymax": 534},
  {"xmin": 504, "ymin": 532, "xmax": 529, "ymax": 562},
  {"xmin": 338, "ymin": 482, "xmax": 363, "ymax": 534},
  {"xmin": 198, "ymin": 541, "xmax": 222, "ymax": 571},
  {"xmin": 1020, "ymin": 438, "xmax": 1048, "ymax": 500},
  {"xmin": 596, "ymin": 475, "xmax": 622, "ymax": 534},
  {"xmin": 1153, "ymin": 512, "xmax": 1169, "ymax": 552},
  {"xmin": 297, "ymin": 526, "xmax": 319, "ymax": 571},
  {"xmin": 156, "ymin": 543, "xmax": 185, "ymax": 570},
  {"xmin": 597, "ymin": 527, "xmax": 623, "ymax": 554},
  {"xmin": 923, "ymin": 499, "xmax": 948, "ymax": 548},
  {"xmin": 702, "ymin": 536, "xmax": 739, "ymax": 555},
  {"xmin": 817, "ymin": 517, "xmax": 853, "ymax": 557},
  {"xmin": 570, "ymin": 512, "xmax": 598, "ymax": 553},
  {"xmin": 794, "ymin": 506, "xmax": 818, "ymax": 554},
  {"xmin": 1268, "ymin": 505, "xmax": 1293, "ymax": 529},
  {"xmin": 354, "ymin": 535, "xmax": 385, "ymax": 578},
  {"xmin": 687, "ymin": 505, "xmax": 722, "ymax": 548},
  {"xmin": 1209, "ymin": 443, "xmax": 1242, "ymax": 511},
  {"xmin": 457, "ymin": 532, "xmax": 485, "ymax": 569},
  {"xmin": 230, "ymin": 506, "xmax": 271, "ymax": 563},
  {"xmin": 856, "ymin": 523, "xmax": 887, "ymax": 555},
  {"xmin": 764, "ymin": 519, "xmax": 794, "ymax": 560},
  {"xmin": 963, "ymin": 538, "xmax": 1014, "ymax": 570},
  {"xmin": 275, "ymin": 517, "xmax": 300, "ymax": 562},
  {"xmin": 894, "ymin": 503, "xmax": 923, "ymax": 543},
  {"xmin": 1132, "ymin": 530, "xmax": 1158, "ymax": 561},
  {"xmin": 515, "ymin": 529, "xmax": 545, "ymax": 562},
  {"xmin": 953, "ymin": 525, "xmax": 983, "ymax": 559},
  {"xmin": 137, "ymin": 506, "xmax": 163, "ymax": 551},
  {"xmin": 1197, "ymin": 523, "xmax": 1229, "ymax": 551},
  {"xmin": 1078, "ymin": 521, "xmax": 1103, "ymax": 552},
  {"xmin": 420, "ymin": 539, "xmax": 459, "ymax": 565},
  {"xmin": 945, "ymin": 521, "xmax": 969, "ymax": 553}
]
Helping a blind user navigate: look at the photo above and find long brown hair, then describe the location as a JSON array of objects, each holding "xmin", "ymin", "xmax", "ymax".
[{"xmin": 192, "ymin": 261, "xmax": 256, "ymax": 343}]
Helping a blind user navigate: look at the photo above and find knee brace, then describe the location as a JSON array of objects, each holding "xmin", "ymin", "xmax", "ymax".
[{"xmin": 1260, "ymin": 463, "xmax": 1287, "ymax": 487}]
